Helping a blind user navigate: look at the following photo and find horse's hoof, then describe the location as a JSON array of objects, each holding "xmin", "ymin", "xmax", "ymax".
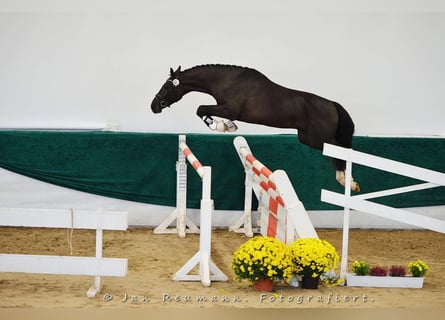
[
  {"xmin": 352, "ymin": 182, "xmax": 360, "ymax": 192},
  {"xmin": 208, "ymin": 122, "xmax": 217, "ymax": 130},
  {"xmin": 224, "ymin": 121, "xmax": 238, "ymax": 132},
  {"xmin": 216, "ymin": 121, "xmax": 226, "ymax": 132}
]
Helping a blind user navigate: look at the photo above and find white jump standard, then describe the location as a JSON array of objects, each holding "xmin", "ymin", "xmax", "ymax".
[
  {"xmin": 163, "ymin": 135, "xmax": 227, "ymax": 286},
  {"xmin": 154, "ymin": 135, "xmax": 201, "ymax": 237},
  {"xmin": 231, "ymin": 136, "xmax": 318, "ymax": 244}
]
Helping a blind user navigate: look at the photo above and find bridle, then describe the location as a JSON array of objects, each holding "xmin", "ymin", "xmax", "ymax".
[
  {"xmin": 169, "ymin": 78, "xmax": 180, "ymax": 86},
  {"xmin": 157, "ymin": 78, "xmax": 180, "ymax": 108}
]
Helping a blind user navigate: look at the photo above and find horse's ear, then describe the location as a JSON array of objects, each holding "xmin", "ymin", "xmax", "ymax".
[
  {"xmin": 170, "ymin": 67, "xmax": 175, "ymax": 78},
  {"xmin": 175, "ymin": 66, "xmax": 181, "ymax": 74}
]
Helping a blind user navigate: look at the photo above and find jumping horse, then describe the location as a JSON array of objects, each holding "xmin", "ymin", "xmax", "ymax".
[{"xmin": 151, "ymin": 64, "xmax": 360, "ymax": 191}]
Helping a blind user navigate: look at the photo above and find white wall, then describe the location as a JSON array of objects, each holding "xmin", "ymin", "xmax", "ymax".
[
  {"xmin": 0, "ymin": 0, "xmax": 444, "ymax": 136},
  {"xmin": 1, "ymin": 1, "xmax": 444, "ymax": 229}
]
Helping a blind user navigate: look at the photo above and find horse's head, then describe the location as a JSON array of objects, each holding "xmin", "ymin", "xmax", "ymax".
[{"xmin": 151, "ymin": 66, "xmax": 183, "ymax": 113}]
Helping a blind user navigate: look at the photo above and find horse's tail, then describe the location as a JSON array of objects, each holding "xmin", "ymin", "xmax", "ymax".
[{"xmin": 333, "ymin": 102, "xmax": 355, "ymax": 170}]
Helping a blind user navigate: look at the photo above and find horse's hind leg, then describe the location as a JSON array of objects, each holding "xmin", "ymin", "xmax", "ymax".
[
  {"xmin": 336, "ymin": 170, "xmax": 360, "ymax": 192},
  {"xmin": 333, "ymin": 158, "xmax": 360, "ymax": 192},
  {"xmin": 196, "ymin": 104, "xmax": 239, "ymax": 132}
]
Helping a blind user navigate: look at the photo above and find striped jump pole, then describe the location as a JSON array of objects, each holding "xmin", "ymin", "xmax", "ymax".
[
  {"xmin": 231, "ymin": 136, "xmax": 318, "ymax": 244},
  {"xmin": 180, "ymin": 141, "xmax": 205, "ymax": 178},
  {"xmin": 155, "ymin": 135, "xmax": 227, "ymax": 286}
]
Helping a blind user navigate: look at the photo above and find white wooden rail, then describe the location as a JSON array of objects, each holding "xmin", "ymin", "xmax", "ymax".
[
  {"xmin": 0, "ymin": 207, "xmax": 128, "ymax": 297},
  {"xmin": 320, "ymin": 143, "xmax": 445, "ymax": 279}
]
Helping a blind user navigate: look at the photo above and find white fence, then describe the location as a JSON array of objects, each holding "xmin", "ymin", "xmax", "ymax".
[
  {"xmin": 321, "ymin": 143, "xmax": 445, "ymax": 279},
  {"xmin": 0, "ymin": 207, "xmax": 128, "ymax": 297}
]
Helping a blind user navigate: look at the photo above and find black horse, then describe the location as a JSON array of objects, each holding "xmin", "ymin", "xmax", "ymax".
[{"xmin": 151, "ymin": 64, "xmax": 359, "ymax": 191}]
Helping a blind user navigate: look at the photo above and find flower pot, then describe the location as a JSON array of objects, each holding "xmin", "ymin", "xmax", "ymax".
[
  {"xmin": 301, "ymin": 276, "xmax": 319, "ymax": 289},
  {"xmin": 254, "ymin": 278, "xmax": 274, "ymax": 292},
  {"xmin": 346, "ymin": 273, "xmax": 424, "ymax": 288},
  {"xmin": 288, "ymin": 275, "xmax": 299, "ymax": 287}
]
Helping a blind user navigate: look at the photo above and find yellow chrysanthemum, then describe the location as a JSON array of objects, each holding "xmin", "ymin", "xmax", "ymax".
[
  {"xmin": 408, "ymin": 259, "xmax": 429, "ymax": 277},
  {"xmin": 231, "ymin": 236, "xmax": 294, "ymax": 283},
  {"xmin": 290, "ymin": 238, "xmax": 339, "ymax": 279}
]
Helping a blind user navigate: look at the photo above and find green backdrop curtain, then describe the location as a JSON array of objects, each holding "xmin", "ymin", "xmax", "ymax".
[{"xmin": 0, "ymin": 131, "xmax": 444, "ymax": 210}]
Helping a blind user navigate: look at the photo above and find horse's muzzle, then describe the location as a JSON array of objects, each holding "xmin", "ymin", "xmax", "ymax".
[
  {"xmin": 151, "ymin": 106, "xmax": 162, "ymax": 114},
  {"xmin": 151, "ymin": 97, "xmax": 165, "ymax": 113}
]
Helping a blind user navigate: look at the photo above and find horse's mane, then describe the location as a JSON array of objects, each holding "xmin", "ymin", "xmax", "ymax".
[{"xmin": 182, "ymin": 64, "xmax": 253, "ymax": 74}]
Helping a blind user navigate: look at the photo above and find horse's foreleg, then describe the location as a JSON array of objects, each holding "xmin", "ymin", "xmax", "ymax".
[
  {"xmin": 202, "ymin": 115, "xmax": 217, "ymax": 130},
  {"xmin": 202, "ymin": 115, "xmax": 236, "ymax": 132},
  {"xmin": 197, "ymin": 105, "xmax": 238, "ymax": 132},
  {"xmin": 220, "ymin": 120, "xmax": 238, "ymax": 132},
  {"xmin": 336, "ymin": 170, "xmax": 360, "ymax": 192}
]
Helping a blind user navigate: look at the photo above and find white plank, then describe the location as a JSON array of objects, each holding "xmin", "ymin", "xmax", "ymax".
[
  {"xmin": 354, "ymin": 182, "xmax": 440, "ymax": 200},
  {"xmin": 0, "ymin": 208, "xmax": 128, "ymax": 230},
  {"xmin": 0, "ymin": 254, "xmax": 127, "ymax": 277},
  {"xmin": 321, "ymin": 189, "xmax": 445, "ymax": 233},
  {"xmin": 323, "ymin": 143, "xmax": 445, "ymax": 186}
]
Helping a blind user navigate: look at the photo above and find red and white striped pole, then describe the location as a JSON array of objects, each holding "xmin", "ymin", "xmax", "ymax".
[{"xmin": 179, "ymin": 142, "xmax": 204, "ymax": 178}]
